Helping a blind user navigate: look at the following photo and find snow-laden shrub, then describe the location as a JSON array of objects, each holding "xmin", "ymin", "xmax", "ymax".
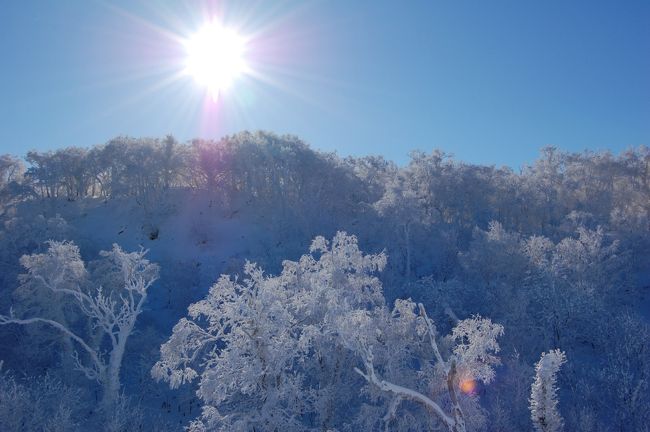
[{"xmin": 0, "ymin": 362, "xmax": 82, "ymax": 432}]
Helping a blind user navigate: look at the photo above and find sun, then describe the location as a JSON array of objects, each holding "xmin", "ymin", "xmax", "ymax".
[{"xmin": 184, "ymin": 22, "xmax": 247, "ymax": 100}]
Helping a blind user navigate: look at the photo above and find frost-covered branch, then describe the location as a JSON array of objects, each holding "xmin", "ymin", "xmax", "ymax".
[
  {"xmin": 530, "ymin": 349, "xmax": 566, "ymax": 432},
  {"xmin": 352, "ymin": 302, "xmax": 503, "ymax": 432},
  {"xmin": 383, "ymin": 396, "xmax": 403, "ymax": 432},
  {"xmin": 1, "ymin": 241, "xmax": 158, "ymax": 410},
  {"xmin": 418, "ymin": 302, "xmax": 445, "ymax": 367},
  {"xmin": 0, "ymin": 315, "xmax": 104, "ymax": 375},
  {"xmin": 354, "ymin": 346, "xmax": 457, "ymax": 430}
]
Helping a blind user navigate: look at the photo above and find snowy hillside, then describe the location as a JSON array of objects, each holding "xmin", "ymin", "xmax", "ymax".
[{"xmin": 0, "ymin": 134, "xmax": 648, "ymax": 431}]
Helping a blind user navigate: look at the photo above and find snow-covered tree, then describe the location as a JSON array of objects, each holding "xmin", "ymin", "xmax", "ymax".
[
  {"xmin": 153, "ymin": 260, "xmax": 308, "ymax": 431},
  {"xmin": 599, "ymin": 314, "xmax": 650, "ymax": 431},
  {"xmin": 0, "ymin": 241, "xmax": 158, "ymax": 410},
  {"xmin": 374, "ymin": 173, "xmax": 423, "ymax": 281},
  {"xmin": 152, "ymin": 232, "xmax": 387, "ymax": 431},
  {"xmin": 0, "ymin": 154, "xmax": 24, "ymax": 186},
  {"xmin": 0, "ymin": 154, "xmax": 26, "ymax": 210},
  {"xmin": 348, "ymin": 301, "xmax": 503, "ymax": 432},
  {"xmin": 152, "ymin": 231, "xmax": 509, "ymax": 431},
  {"xmin": 530, "ymin": 349, "xmax": 566, "ymax": 432}
]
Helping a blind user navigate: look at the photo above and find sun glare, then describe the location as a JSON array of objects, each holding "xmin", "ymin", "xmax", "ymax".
[{"xmin": 184, "ymin": 22, "xmax": 247, "ymax": 100}]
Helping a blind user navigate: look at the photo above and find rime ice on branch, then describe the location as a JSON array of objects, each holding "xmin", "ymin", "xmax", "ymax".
[
  {"xmin": 530, "ymin": 349, "xmax": 567, "ymax": 432},
  {"xmin": 0, "ymin": 241, "xmax": 158, "ymax": 410},
  {"xmin": 351, "ymin": 302, "xmax": 503, "ymax": 432}
]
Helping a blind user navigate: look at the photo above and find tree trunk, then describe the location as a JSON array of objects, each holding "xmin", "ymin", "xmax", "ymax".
[
  {"xmin": 447, "ymin": 361, "xmax": 467, "ymax": 432},
  {"xmin": 102, "ymin": 332, "xmax": 129, "ymax": 410}
]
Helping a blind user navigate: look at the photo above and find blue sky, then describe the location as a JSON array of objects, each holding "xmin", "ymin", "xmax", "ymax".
[{"xmin": 1, "ymin": 0, "xmax": 648, "ymax": 167}]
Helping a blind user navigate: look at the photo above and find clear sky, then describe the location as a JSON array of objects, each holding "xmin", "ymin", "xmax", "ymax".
[{"xmin": 1, "ymin": 0, "xmax": 648, "ymax": 167}]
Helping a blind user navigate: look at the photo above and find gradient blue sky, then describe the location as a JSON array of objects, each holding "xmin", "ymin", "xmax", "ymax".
[{"xmin": 1, "ymin": 0, "xmax": 648, "ymax": 167}]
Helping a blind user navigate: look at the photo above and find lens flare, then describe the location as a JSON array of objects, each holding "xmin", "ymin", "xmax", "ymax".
[{"xmin": 459, "ymin": 379, "xmax": 477, "ymax": 395}]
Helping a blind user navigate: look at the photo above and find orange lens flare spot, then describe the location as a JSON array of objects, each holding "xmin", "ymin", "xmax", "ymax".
[{"xmin": 459, "ymin": 379, "xmax": 477, "ymax": 394}]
